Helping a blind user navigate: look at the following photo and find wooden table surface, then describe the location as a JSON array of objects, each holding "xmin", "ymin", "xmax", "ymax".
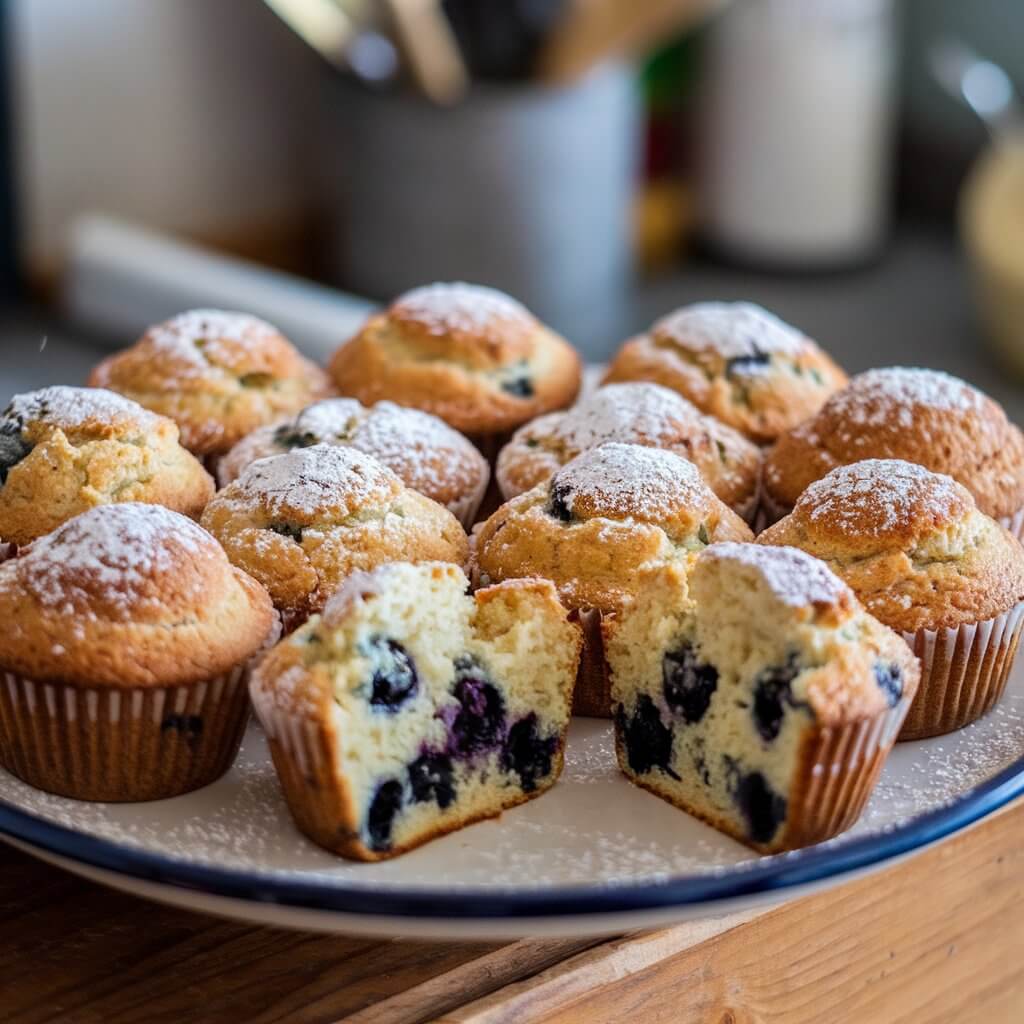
[{"xmin": 3, "ymin": 797, "xmax": 1024, "ymax": 1024}]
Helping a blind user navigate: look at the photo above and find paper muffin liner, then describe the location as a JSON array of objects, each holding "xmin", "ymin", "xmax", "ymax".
[
  {"xmin": 0, "ymin": 663, "xmax": 250, "ymax": 802},
  {"xmin": 571, "ymin": 607, "xmax": 613, "ymax": 718},
  {"xmin": 898, "ymin": 601, "xmax": 1024, "ymax": 740},
  {"xmin": 998, "ymin": 505, "xmax": 1024, "ymax": 542},
  {"xmin": 753, "ymin": 489, "xmax": 791, "ymax": 535},
  {"xmin": 781, "ymin": 691, "xmax": 911, "ymax": 850},
  {"xmin": 446, "ymin": 461, "xmax": 492, "ymax": 531}
]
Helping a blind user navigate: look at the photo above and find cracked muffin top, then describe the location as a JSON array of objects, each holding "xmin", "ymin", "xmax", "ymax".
[
  {"xmin": 601, "ymin": 302, "xmax": 846, "ymax": 444},
  {"xmin": 328, "ymin": 283, "xmax": 582, "ymax": 437},
  {"xmin": 0, "ymin": 386, "xmax": 214, "ymax": 546},
  {"xmin": 0, "ymin": 502, "xmax": 274, "ymax": 686},
  {"xmin": 762, "ymin": 367, "xmax": 1024, "ymax": 524},
  {"xmin": 218, "ymin": 397, "xmax": 489, "ymax": 525},
  {"xmin": 495, "ymin": 382, "xmax": 761, "ymax": 518},
  {"xmin": 201, "ymin": 444, "xmax": 468, "ymax": 628},
  {"xmin": 759, "ymin": 459, "xmax": 1024, "ymax": 632},
  {"xmin": 88, "ymin": 309, "xmax": 334, "ymax": 458},
  {"xmin": 473, "ymin": 442, "xmax": 753, "ymax": 612}
]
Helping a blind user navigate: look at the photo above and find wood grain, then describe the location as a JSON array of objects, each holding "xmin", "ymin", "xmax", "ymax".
[{"xmin": 2, "ymin": 799, "xmax": 1024, "ymax": 1023}]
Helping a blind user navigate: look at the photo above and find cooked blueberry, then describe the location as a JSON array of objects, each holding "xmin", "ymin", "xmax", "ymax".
[
  {"xmin": 753, "ymin": 659, "xmax": 802, "ymax": 742},
  {"xmin": 502, "ymin": 714, "xmax": 557, "ymax": 792},
  {"xmin": 161, "ymin": 713, "xmax": 203, "ymax": 746},
  {"xmin": 268, "ymin": 521, "xmax": 303, "ymax": 543},
  {"xmin": 450, "ymin": 675, "xmax": 505, "ymax": 757},
  {"xmin": 874, "ymin": 662, "xmax": 903, "ymax": 707},
  {"xmin": 501, "ymin": 375, "xmax": 534, "ymax": 398},
  {"xmin": 365, "ymin": 635, "xmax": 419, "ymax": 710},
  {"xmin": 662, "ymin": 644, "xmax": 718, "ymax": 724},
  {"xmin": 366, "ymin": 779, "xmax": 404, "ymax": 850},
  {"xmin": 238, "ymin": 372, "xmax": 274, "ymax": 388},
  {"xmin": 617, "ymin": 695, "xmax": 679, "ymax": 779},
  {"xmin": 726, "ymin": 349, "xmax": 771, "ymax": 377},
  {"xmin": 408, "ymin": 752, "xmax": 456, "ymax": 809},
  {"xmin": 548, "ymin": 480, "xmax": 574, "ymax": 522},
  {"xmin": 272, "ymin": 425, "xmax": 319, "ymax": 450},
  {"xmin": 732, "ymin": 770, "xmax": 787, "ymax": 845},
  {"xmin": 0, "ymin": 422, "xmax": 31, "ymax": 486}
]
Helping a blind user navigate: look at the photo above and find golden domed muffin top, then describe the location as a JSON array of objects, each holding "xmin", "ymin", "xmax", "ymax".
[
  {"xmin": 202, "ymin": 444, "xmax": 469, "ymax": 626},
  {"xmin": 88, "ymin": 309, "xmax": 334, "ymax": 457},
  {"xmin": 218, "ymin": 397, "xmax": 488, "ymax": 518},
  {"xmin": 763, "ymin": 367, "xmax": 1024, "ymax": 520},
  {"xmin": 495, "ymin": 382, "xmax": 760, "ymax": 516},
  {"xmin": 473, "ymin": 442, "xmax": 753, "ymax": 611},
  {"xmin": 0, "ymin": 386, "xmax": 214, "ymax": 545},
  {"xmin": 759, "ymin": 459, "xmax": 1024, "ymax": 632},
  {"xmin": 601, "ymin": 302, "xmax": 846, "ymax": 444},
  {"xmin": 328, "ymin": 283, "xmax": 582, "ymax": 436},
  {"xmin": 0, "ymin": 503, "xmax": 274, "ymax": 686}
]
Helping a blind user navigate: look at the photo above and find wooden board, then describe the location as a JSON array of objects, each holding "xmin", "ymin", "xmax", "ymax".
[{"xmin": 2, "ymin": 798, "xmax": 1024, "ymax": 1023}]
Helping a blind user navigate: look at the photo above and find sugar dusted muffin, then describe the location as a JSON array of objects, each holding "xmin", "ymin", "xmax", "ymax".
[
  {"xmin": 0, "ymin": 503, "xmax": 275, "ymax": 801},
  {"xmin": 495, "ymin": 382, "xmax": 761, "ymax": 522},
  {"xmin": 762, "ymin": 367, "xmax": 1024, "ymax": 535},
  {"xmin": 219, "ymin": 397, "xmax": 489, "ymax": 528},
  {"xmin": 89, "ymin": 309, "xmax": 334, "ymax": 459},
  {"xmin": 607, "ymin": 544, "xmax": 918, "ymax": 853},
  {"xmin": 759, "ymin": 459, "xmax": 1024, "ymax": 738},
  {"xmin": 473, "ymin": 442, "xmax": 753, "ymax": 716},
  {"xmin": 250, "ymin": 561, "xmax": 581, "ymax": 860},
  {"xmin": 602, "ymin": 302, "xmax": 846, "ymax": 444},
  {"xmin": 201, "ymin": 444, "xmax": 468, "ymax": 629},
  {"xmin": 327, "ymin": 283, "xmax": 582, "ymax": 452},
  {"xmin": 0, "ymin": 386, "xmax": 214, "ymax": 546}
]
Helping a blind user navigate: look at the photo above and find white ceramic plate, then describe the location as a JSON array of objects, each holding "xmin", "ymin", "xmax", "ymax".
[{"xmin": 2, "ymin": 661, "xmax": 1024, "ymax": 939}]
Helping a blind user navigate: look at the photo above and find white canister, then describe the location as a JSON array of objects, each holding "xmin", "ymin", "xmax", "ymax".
[{"xmin": 698, "ymin": 0, "xmax": 897, "ymax": 268}]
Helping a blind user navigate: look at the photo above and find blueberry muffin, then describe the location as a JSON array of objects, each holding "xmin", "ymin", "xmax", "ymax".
[
  {"xmin": 759, "ymin": 459, "xmax": 1024, "ymax": 738},
  {"xmin": 0, "ymin": 386, "xmax": 214, "ymax": 547},
  {"xmin": 89, "ymin": 309, "xmax": 334, "ymax": 460},
  {"xmin": 762, "ymin": 367, "xmax": 1024, "ymax": 536},
  {"xmin": 327, "ymin": 283, "xmax": 582, "ymax": 454},
  {"xmin": 0, "ymin": 503, "xmax": 275, "ymax": 801},
  {"xmin": 250, "ymin": 561, "xmax": 581, "ymax": 860},
  {"xmin": 607, "ymin": 544, "xmax": 919, "ymax": 853},
  {"xmin": 219, "ymin": 398, "xmax": 489, "ymax": 528},
  {"xmin": 201, "ymin": 444, "xmax": 468, "ymax": 630},
  {"xmin": 473, "ymin": 442, "xmax": 753, "ymax": 716},
  {"xmin": 495, "ymin": 382, "xmax": 761, "ymax": 522},
  {"xmin": 602, "ymin": 302, "xmax": 847, "ymax": 445}
]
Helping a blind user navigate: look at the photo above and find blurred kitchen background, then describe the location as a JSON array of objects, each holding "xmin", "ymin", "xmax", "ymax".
[{"xmin": 2, "ymin": 0, "xmax": 1024, "ymax": 411}]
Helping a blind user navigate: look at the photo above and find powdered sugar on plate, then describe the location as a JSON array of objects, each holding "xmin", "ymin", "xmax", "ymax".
[
  {"xmin": 652, "ymin": 301, "xmax": 807, "ymax": 361},
  {"xmin": 232, "ymin": 444, "xmax": 398, "ymax": 517},
  {"xmin": 827, "ymin": 367, "xmax": 990, "ymax": 430},
  {"xmin": 799, "ymin": 459, "xmax": 969, "ymax": 537},
  {"xmin": 3, "ymin": 385, "xmax": 161, "ymax": 430},
  {"xmin": 551, "ymin": 442, "xmax": 708, "ymax": 518},
  {"xmin": 703, "ymin": 542, "xmax": 851, "ymax": 609},
  {"xmin": 392, "ymin": 283, "xmax": 533, "ymax": 335}
]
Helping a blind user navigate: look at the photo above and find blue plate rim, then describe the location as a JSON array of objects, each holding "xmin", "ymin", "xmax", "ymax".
[{"xmin": 1, "ymin": 750, "xmax": 1023, "ymax": 921}]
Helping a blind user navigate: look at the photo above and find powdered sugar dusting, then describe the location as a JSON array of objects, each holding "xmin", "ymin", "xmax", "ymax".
[
  {"xmin": 234, "ymin": 444, "xmax": 397, "ymax": 516},
  {"xmin": 553, "ymin": 382, "xmax": 701, "ymax": 451},
  {"xmin": 289, "ymin": 398, "xmax": 365, "ymax": 438},
  {"xmin": 552, "ymin": 442, "xmax": 707, "ymax": 518},
  {"xmin": 800, "ymin": 460, "xmax": 969, "ymax": 536},
  {"xmin": 828, "ymin": 367, "xmax": 989, "ymax": 430},
  {"xmin": 3, "ymin": 385, "xmax": 161, "ymax": 430},
  {"xmin": 16, "ymin": 503, "xmax": 214, "ymax": 613},
  {"xmin": 143, "ymin": 309, "xmax": 283, "ymax": 375},
  {"xmin": 653, "ymin": 301, "xmax": 807, "ymax": 361},
  {"xmin": 704, "ymin": 542, "xmax": 850, "ymax": 608},
  {"xmin": 393, "ymin": 282, "xmax": 532, "ymax": 335}
]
